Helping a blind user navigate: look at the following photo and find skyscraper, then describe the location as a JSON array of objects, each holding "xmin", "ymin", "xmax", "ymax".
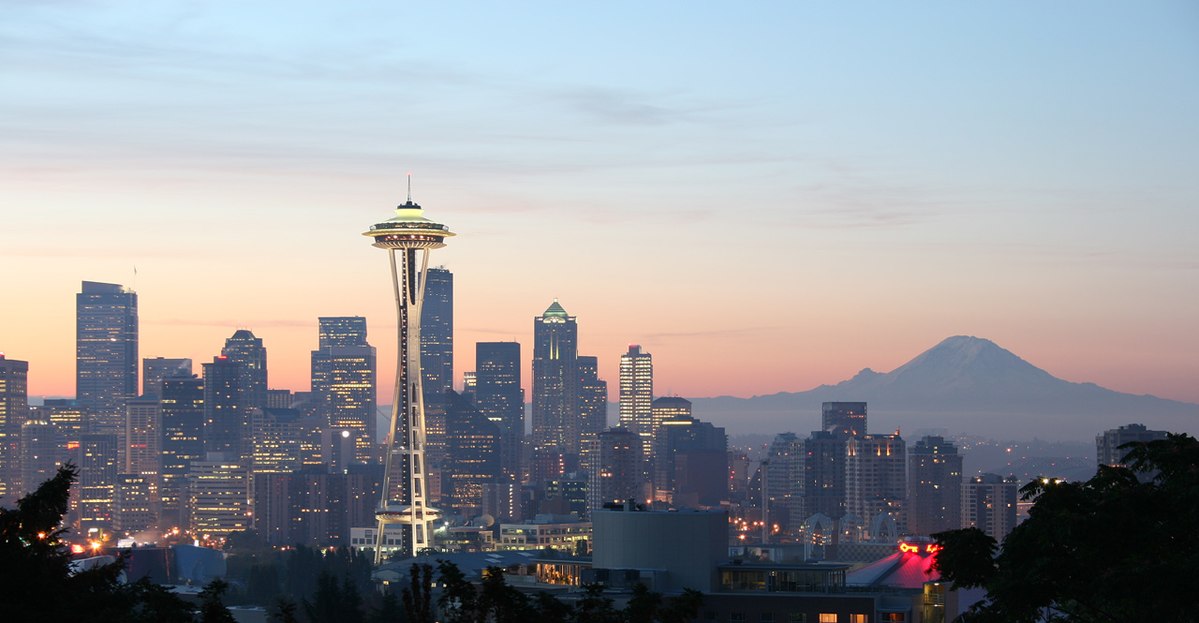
[
  {"xmin": 804, "ymin": 430, "xmax": 848, "ymax": 519},
  {"xmin": 532, "ymin": 300, "xmax": 579, "ymax": 452},
  {"xmin": 160, "ymin": 376, "xmax": 204, "ymax": 528},
  {"xmin": 475, "ymin": 342, "xmax": 523, "ymax": 480},
  {"xmin": 76, "ymin": 281, "xmax": 138, "ymax": 434},
  {"xmin": 202, "ymin": 356, "xmax": 244, "ymax": 460},
  {"xmin": 576, "ymin": 355, "xmax": 608, "ymax": 436},
  {"xmin": 142, "ymin": 357, "xmax": 192, "ymax": 399},
  {"xmin": 77, "ymin": 433, "xmax": 119, "ymax": 532},
  {"xmin": 420, "ymin": 267, "xmax": 454, "ymax": 408},
  {"xmin": 962, "ymin": 474, "xmax": 1018, "ymax": 541},
  {"xmin": 822, "ymin": 402, "xmax": 867, "ymax": 437},
  {"xmin": 619, "ymin": 345, "xmax": 654, "ymax": 457},
  {"xmin": 312, "ymin": 320, "xmax": 378, "ymax": 464},
  {"xmin": 588, "ymin": 428, "xmax": 641, "ymax": 511},
  {"xmin": 845, "ymin": 433, "xmax": 906, "ymax": 537},
  {"xmin": 764, "ymin": 432, "xmax": 805, "ymax": 537},
  {"xmin": 907, "ymin": 435, "xmax": 963, "ymax": 535},
  {"xmin": 443, "ymin": 391, "xmax": 501, "ymax": 515},
  {"xmin": 0, "ymin": 355, "xmax": 29, "ymax": 500},
  {"xmin": 363, "ymin": 187, "xmax": 454, "ymax": 561},
  {"xmin": 222, "ymin": 330, "xmax": 268, "ymax": 413}
]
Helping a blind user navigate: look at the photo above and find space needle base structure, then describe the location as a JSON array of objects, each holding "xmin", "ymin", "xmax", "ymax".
[{"xmin": 363, "ymin": 189, "xmax": 454, "ymax": 564}]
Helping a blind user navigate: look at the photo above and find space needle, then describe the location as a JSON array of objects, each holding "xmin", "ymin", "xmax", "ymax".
[{"xmin": 363, "ymin": 181, "xmax": 454, "ymax": 563}]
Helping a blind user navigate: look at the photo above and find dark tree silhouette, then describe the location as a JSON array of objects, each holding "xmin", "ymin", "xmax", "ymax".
[
  {"xmin": 199, "ymin": 578, "xmax": 238, "ymax": 623},
  {"xmin": 934, "ymin": 433, "xmax": 1199, "ymax": 622},
  {"xmin": 401, "ymin": 562, "xmax": 435, "ymax": 623}
]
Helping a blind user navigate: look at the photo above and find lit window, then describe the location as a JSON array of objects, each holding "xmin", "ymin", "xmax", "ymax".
[
  {"xmin": 819, "ymin": 615, "xmax": 838, "ymax": 623},
  {"xmin": 850, "ymin": 616, "xmax": 867, "ymax": 623}
]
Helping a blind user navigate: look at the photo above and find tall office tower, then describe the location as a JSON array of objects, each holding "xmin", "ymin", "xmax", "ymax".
[
  {"xmin": 461, "ymin": 372, "xmax": 477, "ymax": 402},
  {"xmin": 618, "ymin": 345, "xmax": 654, "ymax": 456},
  {"xmin": 420, "ymin": 267, "xmax": 454, "ymax": 408},
  {"xmin": 804, "ymin": 431, "xmax": 848, "ymax": 519},
  {"xmin": 325, "ymin": 347, "xmax": 377, "ymax": 463},
  {"xmin": 475, "ymin": 342, "xmax": 524, "ymax": 480},
  {"xmin": 822, "ymin": 402, "xmax": 867, "ymax": 437},
  {"xmin": 77, "ymin": 433, "xmax": 119, "ymax": 532},
  {"xmin": 443, "ymin": 391, "xmax": 501, "ymax": 515},
  {"xmin": 649, "ymin": 396, "xmax": 692, "ymax": 491},
  {"xmin": 0, "ymin": 355, "xmax": 29, "ymax": 501},
  {"xmin": 907, "ymin": 435, "xmax": 963, "ymax": 535},
  {"xmin": 1096, "ymin": 423, "xmax": 1168, "ymax": 468},
  {"xmin": 363, "ymin": 187, "xmax": 454, "ymax": 561},
  {"xmin": 845, "ymin": 433, "xmax": 907, "ymax": 537},
  {"xmin": 203, "ymin": 356, "xmax": 245, "ymax": 459},
  {"xmin": 142, "ymin": 357, "xmax": 192, "ymax": 399},
  {"xmin": 76, "ymin": 281, "xmax": 138, "ymax": 433},
  {"xmin": 653, "ymin": 410, "xmax": 727, "ymax": 508},
  {"xmin": 962, "ymin": 474, "xmax": 1018, "ymax": 542},
  {"xmin": 123, "ymin": 397, "xmax": 162, "ymax": 480},
  {"xmin": 187, "ymin": 455, "xmax": 250, "ymax": 537},
  {"xmin": 763, "ymin": 433, "xmax": 805, "ymax": 536},
  {"xmin": 20, "ymin": 419, "xmax": 60, "ymax": 497},
  {"xmin": 249, "ymin": 407, "xmax": 302, "ymax": 526},
  {"xmin": 576, "ymin": 356, "xmax": 608, "ymax": 435},
  {"xmin": 39, "ymin": 399, "xmax": 84, "ymax": 451},
  {"xmin": 319, "ymin": 316, "xmax": 368, "ymax": 348},
  {"xmin": 160, "ymin": 376, "xmax": 204, "ymax": 528},
  {"xmin": 222, "ymin": 330, "xmax": 268, "ymax": 412},
  {"xmin": 311, "ymin": 317, "xmax": 378, "ymax": 462},
  {"xmin": 114, "ymin": 474, "xmax": 157, "ymax": 534},
  {"xmin": 532, "ymin": 300, "xmax": 579, "ymax": 452},
  {"xmin": 588, "ymin": 428, "xmax": 641, "ymax": 511}
]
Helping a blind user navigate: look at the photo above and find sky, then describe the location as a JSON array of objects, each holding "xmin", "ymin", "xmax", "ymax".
[{"xmin": 3, "ymin": 1, "xmax": 1197, "ymax": 407}]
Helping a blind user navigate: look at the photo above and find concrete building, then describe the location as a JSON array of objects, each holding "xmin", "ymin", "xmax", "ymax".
[
  {"xmin": 187, "ymin": 455, "xmax": 249, "ymax": 538},
  {"xmin": 20, "ymin": 419, "xmax": 60, "ymax": 497},
  {"xmin": 591, "ymin": 507, "xmax": 727, "ymax": 592},
  {"xmin": 159, "ymin": 376, "xmax": 204, "ymax": 528},
  {"xmin": 77, "ymin": 433, "xmax": 119, "ymax": 532},
  {"xmin": 822, "ymin": 402, "xmax": 867, "ymax": 437},
  {"xmin": 221, "ymin": 330, "xmax": 268, "ymax": 413},
  {"xmin": 907, "ymin": 436, "xmax": 962, "ymax": 535},
  {"xmin": 962, "ymin": 473, "xmax": 1018, "ymax": 542},
  {"xmin": 845, "ymin": 433, "xmax": 906, "ymax": 538},
  {"xmin": 1096, "ymin": 423, "xmax": 1168, "ymax": 468},
  {"xmin": 496, "ymin": 515, "xmax": 592, "ymax": 553},
  {"xmin": 588, "ymin": 428, "xmax": 642, "ymax": 511}
]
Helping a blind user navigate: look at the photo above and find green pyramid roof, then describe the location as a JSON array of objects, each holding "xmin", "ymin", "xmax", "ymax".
[{"xmin": 542, "ymin": 299, "xmax": 569, "ymax": 318}]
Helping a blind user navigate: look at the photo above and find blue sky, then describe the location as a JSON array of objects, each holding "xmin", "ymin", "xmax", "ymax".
[{"xmin": 3, "ymin": 1, "xmax": 1197, "ymax": 404}]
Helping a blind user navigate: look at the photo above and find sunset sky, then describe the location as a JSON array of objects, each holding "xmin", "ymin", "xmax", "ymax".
[{"xmin": 4, "ymin": 2, "xmax": 1197, "ymax": 407}]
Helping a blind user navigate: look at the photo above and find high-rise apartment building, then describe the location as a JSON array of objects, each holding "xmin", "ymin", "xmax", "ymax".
[
  {"xmin": 222, "ymin": 330, "xmax": 268, "ymax": 413},
  {"xmin": 845, "ymin": 433, "xmax": 906, "ymax": 537},
  {"xmin": 532, "ymin": 300, "xmax": 579, "ymax": 452},
  {"xmin": 822, "ymin": 402, "xmax": 867, "ymax": 437},
  {"xmin": 619, "ymin": 345, "xmax": 654, "ymax": 457},
  {"xmin": 804, "ymin": 431, "xmax": 848, "ymax": 519},
  {"xmin": 907, "ymin": 435, "xmax": 962, "ymax": 535},
  {"xmin": 123, "ymin": 397, "xmax": 161, "ymax": 478},
  {"xmin": 203, "ymin": 356, "xmax": 244, "ymax": 460},
  {"xmin": 576, "ymin": 356, "xmax": 608, "ymax": 436},
  {"xmin": 20, "ymin": 419, "xmax": 60, "ymax": 497},
  {"xmin": 160, "ymin": 376, "xmax": 204, "ymax": 528},
  {"xmin": 142, "ymin": 357, "xmax": 192, "ymax": 399},
  {"xmin": 76, "ymin": 281, "xmax": 138, "ymax": 433},
  {"xmin": 188, "ymin": 455, "xmax": 250, "ymax": 537},
  {"xmin": 475, "ymin": 342, "xmax": 523, "ymax": 480},
  {"xmin": 0, "ymin": 355, "xmax": 29, "ymax": 500},
  {"xmin": 962, "ymin": 474, "xmax": 1018, "ymax": 542},
  {"xmin": 764, "ymin": 433, "xmax": 805, "ymax": 536},
  {"xmin": 1096, "ymin": 423, "xmax": 1168, "ymax": 468}
]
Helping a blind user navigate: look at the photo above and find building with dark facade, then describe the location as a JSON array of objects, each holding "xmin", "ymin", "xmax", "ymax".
[
  {"xmin": 421, "ymin": 267, "xmax": 454, "ymax": 410},
  {"xmin": 532, "ymin": 300, "xmax": 579, "ymax": 452},
  {"xmin": 0, "ymin": 354, "xmax": 29, "ymax": 500},
  {"xmin": 141, "ymin": 357, "xmax": 192, "ymax": 399},
  {"xmin": 159, "ymin": 376, "xmax": 204, "ymax": 527},
  {"xmin": 77, "ymin": 281, "xmax": 138, "ymax": 434},
  {"xmin": 588, "ymin": 428, "xmax": 642, "ymax": 511},
  {"xmin": 221, "ymin": 330, "xmax": 268, "ymax": 413},
  {"xmin": 1096, "ymin": 423, "xmax": 1168, "ymax": 468},
  {"xmin": 962, "ymin": 473, "xmax": 1018, "ymax": 542},
  {"xmin": 845, "ymin": 433, "xmax": 906, "ymax": 538},
  {"xmin": 311, "ymin": 316, "xmax": 377, "ymax": 461},
  {"xmin": 822, "ymin": 401, "xmax": 867, "ymax": 437},
  {"xmin": 202, "ymin": 356, "xmax": 244, "ymax": 460},
  {"xmin": 653, "ymin": 406, "xmax": 727, "ymax": 508},
  {"xmin": 907, "ymin": 436, "xmax": 962, "ymax": 535},
  {"xmin": 805, "ymin": 430, "xmax": 848, "ymax": 519},
  {"xmin": 443, "ymin": 391, "xmax": 501, "ymax": 515},
  {"xmin": 474, "ymin": 342, "xmax": 523, "ymax": 481}
]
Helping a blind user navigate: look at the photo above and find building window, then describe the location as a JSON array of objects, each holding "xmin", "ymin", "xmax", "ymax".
[
  {"xmin": 730, "ymin": 613, "xmax": 746, "ymax": 623},
  {"xmin": 788, "ymin": 615, "xmax": 807, "ymax": 623},
  {"xmin": 819, "ymin": 615, "xmax": 838, "ymax": 623},
  {"xmin": 761, "ymin": 613, "xmax": 776, "ymax": 623},
  {"xmin": 850, "ymin": 616, "xmax": 867, "ymax": 623}
]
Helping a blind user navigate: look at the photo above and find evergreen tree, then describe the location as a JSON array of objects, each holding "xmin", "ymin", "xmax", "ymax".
[
  {"xmin": 198, "ymin": 578, "xmax": 238, "ymax": 623},
  {"xmin": 401, "ymin": 563, "xmax": 435, "ymax": 623}
]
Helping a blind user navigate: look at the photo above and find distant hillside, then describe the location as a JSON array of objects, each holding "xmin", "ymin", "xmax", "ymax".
[{"xmin": 688, "ymin": 336, "xmax": 1198, "ymax": 440}]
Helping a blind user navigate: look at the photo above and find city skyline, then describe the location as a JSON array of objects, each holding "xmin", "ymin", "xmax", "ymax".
[{"xmin": 4, "ymin": 2, "xmax": 1198, "ymax": 410}]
